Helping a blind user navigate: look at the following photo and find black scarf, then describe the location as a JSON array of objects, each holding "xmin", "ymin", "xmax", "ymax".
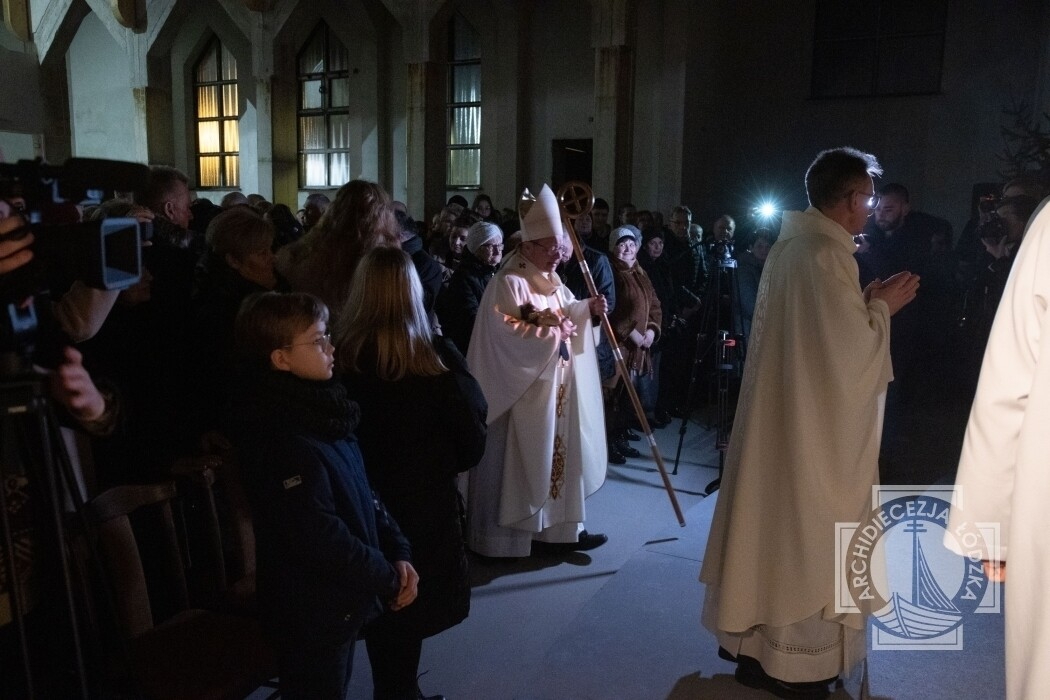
[{"xmin": 242, "ymin": 371, "xmax": 361, "ymax": 441}]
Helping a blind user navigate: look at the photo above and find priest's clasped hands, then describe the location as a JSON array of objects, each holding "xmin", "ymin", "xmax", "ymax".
[{"xmin": 863, "ymin": 271, "xmax": 920, "ymax": 316}]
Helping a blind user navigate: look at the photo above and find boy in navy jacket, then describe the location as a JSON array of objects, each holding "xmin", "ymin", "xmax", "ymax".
[{"xmin": 232, "ymin": 291, "xmax": 417, "ymax": 699}]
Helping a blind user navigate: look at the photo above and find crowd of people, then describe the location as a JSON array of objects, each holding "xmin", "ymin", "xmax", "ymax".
[{"xmin": 0, "ymin": 154, "xmax": 1045, "ymax": 698}]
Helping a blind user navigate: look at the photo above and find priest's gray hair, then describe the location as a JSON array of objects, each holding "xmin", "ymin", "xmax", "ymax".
[{"xmin": 805, "ymin": 147, "xmax": 883, "ymax": 210}]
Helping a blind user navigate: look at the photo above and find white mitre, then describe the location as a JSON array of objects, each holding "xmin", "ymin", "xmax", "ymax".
[{"xmin": 520, "ymin": 184, "xmax": 562, "ymax": 242}]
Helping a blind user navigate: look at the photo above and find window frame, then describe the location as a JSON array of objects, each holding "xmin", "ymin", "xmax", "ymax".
[
  {"xmin": 296, "ymin": 22, "xmax": 351, "ymax": 190},
  {"xmin": 193, "ymin": 36, "xmax": 240, "ymax": 189},
  {"xmin": 446, "ymin": 12, "xmax": 482, "ymax": 191}
]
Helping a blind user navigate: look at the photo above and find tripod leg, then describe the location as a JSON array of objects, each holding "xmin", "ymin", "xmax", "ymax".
[
  {"xmin": 672, "ymin": 293, "xmax": 718, "ymax": 475},
  {"xmin": 32, "ymin": 405, "xmax": 89, "ymax": 700},
  {"xmin": 673, "ymin": 330, "xmax": 705, "ymax": 476},
  {"xmin": 0, "ymin": 428, "xmax": 35, "ymax": 699}
]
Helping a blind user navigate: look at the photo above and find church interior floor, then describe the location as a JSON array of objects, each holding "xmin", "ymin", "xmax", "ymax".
[{"xmin": 246, "ymin": 409, "xmax": 1004, "ymax": 699}]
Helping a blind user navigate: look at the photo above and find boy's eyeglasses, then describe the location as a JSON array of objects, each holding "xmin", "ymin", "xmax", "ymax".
[{"xmin": 284, "ymin": 333, "xmax": 332, "ymax": 350}]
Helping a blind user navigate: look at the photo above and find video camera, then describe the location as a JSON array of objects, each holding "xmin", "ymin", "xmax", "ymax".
[
  {"xmin": 977, "ymin": 193, "xmax": 1000, "ymax": 215},
  {"xmin": 976, "ymin": 212, "xmax": 1006, "ymax": 243},
  {"xmin": 706, "ymin": 239, "xmax": 735, "ymax": 264},
  {"xmin": 0, "ymin": 158, "xmax": 152, "ymax": 305},
  {"xmin": 0, "ymin": 157, "xmax": 152, "ymax": 359}
]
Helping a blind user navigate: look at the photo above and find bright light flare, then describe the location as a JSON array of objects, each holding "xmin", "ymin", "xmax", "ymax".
[{"xmin": 755, "ymin": 202, "xmax": 778, "ymax": 219}]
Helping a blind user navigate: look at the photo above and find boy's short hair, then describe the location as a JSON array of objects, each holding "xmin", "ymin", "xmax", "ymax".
[{"xmin": 235, "ymin": 292, "xmax": 329, "ymax": 371}]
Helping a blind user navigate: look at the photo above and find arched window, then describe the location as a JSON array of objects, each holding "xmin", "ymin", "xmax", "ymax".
[
  {"xmin": 297, "ymin": 23, "xmax": 350, "ymax": 188},
  {"xmin": 194, "ymin": 37, "xmax": 239, "ymax": 188},
  {"xmin": 447, "ymin": 13, "xmax": 481, "ymax": 190}
]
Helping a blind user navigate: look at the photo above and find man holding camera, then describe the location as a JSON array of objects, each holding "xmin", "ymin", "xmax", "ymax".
[
  {"xmin": 963, "ymin": 195, "xmax": 1040, "ymax": 365},
  {"xmin": 700, "ymin": 148, "xmax": 919, "ymax": 697},
  {"xmin": 0, "ymin": 199, "xmax": 120, "ymax": 698}
]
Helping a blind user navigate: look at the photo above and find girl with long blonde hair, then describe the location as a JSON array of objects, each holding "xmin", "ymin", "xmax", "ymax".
[
  {"xmin": 336, "ymin": 246, "xmax": 446, "ymax": 380},
  {"xmin": 336, "ymin": 246, "xmax": 487, "ymax": 700}
]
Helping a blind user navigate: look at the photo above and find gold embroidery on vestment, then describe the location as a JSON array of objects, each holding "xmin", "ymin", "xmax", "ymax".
[
  {"xmin": 556, "ymin": 383, "xmax": 566, "ymax": 417},
  {"xmin": 550, "ymin": 434, "xmax": 566, "ymax": 499}
]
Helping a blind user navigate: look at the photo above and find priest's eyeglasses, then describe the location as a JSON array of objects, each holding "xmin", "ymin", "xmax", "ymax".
[
  {"xmin": 527, "ymin": 240, "xmax": 563, "ymax": 255},
  {"xmin": 847, "ymin": 189, "xmax": 881, "ymax": 210},
  {"xmin": 284, "ymin": 333, "xmax": 332, "ymax": 350}
]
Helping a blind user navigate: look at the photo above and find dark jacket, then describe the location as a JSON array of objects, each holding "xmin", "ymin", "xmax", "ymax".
[
  {"xmin": 192, "ymin": 252, "xmax": 279, "ymax": 432},
  {"xmin": 436, "ymin": 251, "xmax": 498, "ymax": 354},
  {"xmin": 663, "ymin": 233, "xmax": 705, "ymax": 307},
  {"xmin": 639, "ymin": 251, "xmax": 677, "ymax": 332},
  {"xmin": 232, "ymin": 372, "xmax": 411, "ymax": 643},
  {"xmin": 401, "ymin": 234, "xmax": 444, "ymax": 314},
  {"xmin": 344, "ymin": 338, "xmax": 487, "ymax": 639},
  {"xmin": 78, "ymin": 299, "xmax": 196, "ymax": 487},
  {"xmin": 735, "ymin": 250, "xmax": 764, "ymax": 341},
  {"xmin": 560, "ymin": 244, "xmax": 618, "ymax": 380}
]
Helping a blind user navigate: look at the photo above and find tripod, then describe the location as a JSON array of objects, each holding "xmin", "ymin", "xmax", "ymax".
[
  {"xmin": 672, "ymin": 249, "xmax": 747, "ymax": 495},
  {"xmin": 0, "ymin": 369, "xmax": 93, "ymax": 699}
]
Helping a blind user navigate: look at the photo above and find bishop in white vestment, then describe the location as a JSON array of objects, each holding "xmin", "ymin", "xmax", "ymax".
[{"xmin": 465, "ymin": 185, "xmax": 608, "ymax": 558}]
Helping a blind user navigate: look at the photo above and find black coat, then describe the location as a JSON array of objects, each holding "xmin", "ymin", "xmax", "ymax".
[
  {"xmin": 639, "ymin": 251, "xmax": 677, "ymax": 331},
  {"xmin": 401, "ymin": 234, "xmax": 444, "ymax": 315},
  {"xmin": 232, "ymin": 373, "xmax": 411, "ymax": 644},
  {"xmin": 192, "ymin": 252, "xmax": 280, "ymax": 434},
  {"xmin": 78, "ymin": 300, "xmax": 197, "ymax": 487},
  {"xmin": 344, "ymin": 338, "xmax": 487, "ymax": 639},
  {"xmin": 436, "ymin": 251, "xmax": 498, "ymax": 354},
  {"xmin": 560, "ymin": 244, "xmax": 618, "ymax": 379}
]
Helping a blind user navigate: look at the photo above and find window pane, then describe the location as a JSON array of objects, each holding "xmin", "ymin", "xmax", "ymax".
[
  {"xmin": 301, "ymin": 154, "xmax": 327, "ymax": 187},
  {"xmin": 329, "ymin": 39, "xmax": 349, "ymax": 72},
  {"xmin": 223, "ymin": 119, "xmax": 240, "ymax": 152},
  {"xmin": 197, "ymin": 86, "xmax": 218, "ymax": 118},
  {"xmin": 225, "ymin": 155, "xmax": 239, "ymax": 187},
  {"xmin": 221, "ymin": 44, "xmax": 237, "ymax": 80},
  {"xmin": 196, "ymin": 44, "xmax": 218, "ymax": 82},
  {"xmin": 222, "ymin": 84, "xmax": 238, "ymax": 117},
  {"xmin": 449, "ymin": 106, "xmax": 480, "ymax": 145},
  {"xmin": 879, "ymin": 0, "xmax": 947, "ymax": 35},
  {"xmin": 297, "ymin": 24, "xmax": 351, "ymax": 189},
  {"xmin": 811, "ymin": 39, "xmax": 876, "ymax": 97},
  {"xmin": 329, "ymin": 114, "xmax": 350, "ymax": 150},
  {"xmin": 199, "ymin": 122, "xmax": 220, "ymax": 153},
  {"xmin": 876, "ymin": 35, "xmax": 944, "ymax": 94},
  {"xmin": 299, "ymin": 30, "xmax": 325, "ymax": 74},
  {"xmin": 300, "ymin": 116, "xmax": 326, "ymax": 150},
  {"xmin": 450, "ymin": 14, "xmax": 480, "ymax": 61},
  {"xmin": 329, "ymin": 152, "xmax": 349, "ymax": 187},
  {"xmin": 330, "ymin": 78, "xmax": 350, "ymax": 108},
  {"xmin": 199, "ymin": 156, "xmax": 220, "ymax": 187},
  {"xmin": 814, "ymin": 0, "xmax": 877, "ymax": 39},
  {"xmin": 451, "ymin": 64, "xmax": 481, "ymax": 103},
  {"xmin": 448, "ymin": 148, "xmax": 480, "ymax": 187},
  {"xmin": 301, "ymin": 80, "xmax": 323, "ymax": 110}
]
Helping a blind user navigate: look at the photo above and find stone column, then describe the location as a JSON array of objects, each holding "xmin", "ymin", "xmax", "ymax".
[
  {"xmin": 591, "ymin": 0, "xmax": 634, "ymax": 208},
  {"xmin": 248, "ymin": 14, "xmax": 275, "ymax": 198},
  {"xmin": 382, "ymin": 0, "xmax": 442, "ymax": 219},
  {"xmin": 405, "ymin": 61, "xmax": 429, "ymax": 218}
]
